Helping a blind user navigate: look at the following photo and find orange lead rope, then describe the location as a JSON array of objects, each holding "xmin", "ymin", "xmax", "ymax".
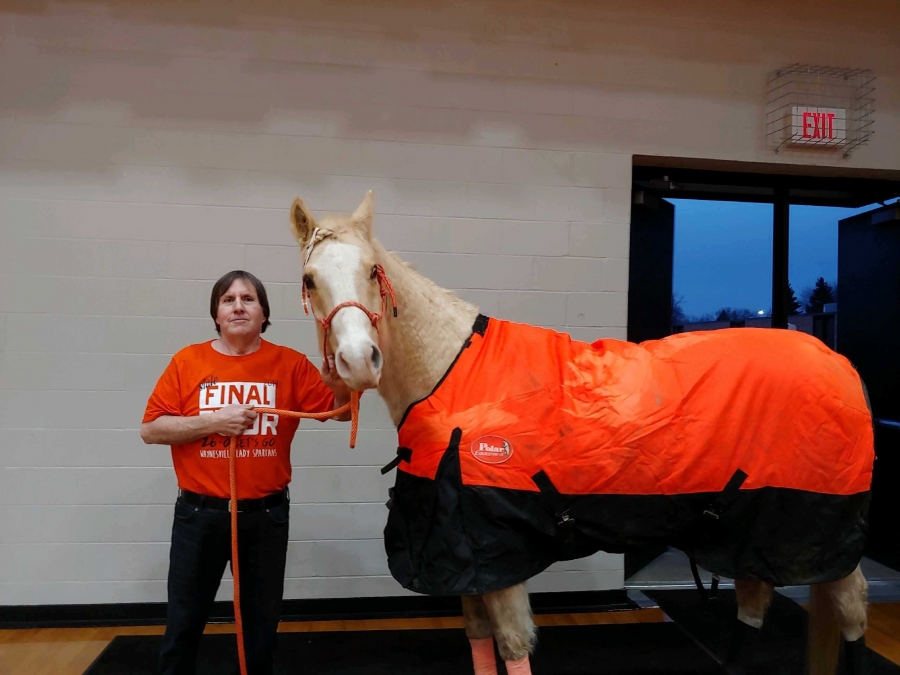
[
  {"xmin": 254, "ymin": 390, "xmax": 361, "ymax": 448},
  {"xmin": 228, "ymin": 390, "xmax": 361, "ymax": 675},
  {"xmin": 228, "ymin": 439, "xmax": 248, "ymax": 675}
]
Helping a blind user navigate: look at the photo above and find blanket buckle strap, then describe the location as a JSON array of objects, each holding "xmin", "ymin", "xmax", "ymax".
[
  {"xmin": 690, "ymin": 557, "xmax": 721, "ymax": 602},
  {"xmin": 556, "ymin": 511, "xmax": 576, "ymax": 544},
  {"xmin": 382, "ymin": 447, "xmax": 412, "ymax": 510},
  {"xmin": 381, "ymin": 447, "xmax": 412, "ymax": 475},
  {"xmin": 702, "ymin": 468, "xmax": 748, "ymax": 521},
  {"xmin": 691, "ymin": 468, "xmax": 749, "ymax": 602},
  {"xmin": 532, "ymin": 470, "xmax": 576, "ymax": 546}
]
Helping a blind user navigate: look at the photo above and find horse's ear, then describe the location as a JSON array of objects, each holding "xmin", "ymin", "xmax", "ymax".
[
  {"xmin": 290, "ymin": 197, "xmax": 317, "ymax": 244},
  {"xmin": 351, "ymin": 190, "xmax": 374, "ymax": 239}
]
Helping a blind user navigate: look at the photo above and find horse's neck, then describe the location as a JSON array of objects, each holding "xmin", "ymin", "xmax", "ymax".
[{"xmin": 373, "ymin": 241, "xmax": 479, "ymax": 426}]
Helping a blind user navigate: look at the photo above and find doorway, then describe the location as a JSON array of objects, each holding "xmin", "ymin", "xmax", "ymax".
[{"xmin": 625, "ymin": 160, "xmax": 900, "ymax": 591}]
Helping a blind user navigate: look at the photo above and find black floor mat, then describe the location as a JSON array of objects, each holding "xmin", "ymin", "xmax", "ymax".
[
  {"xmin": 645, "ymin": 589, "xmax": 900, "ymax": 674},
  {"xmin": 84, "ymin": 622, "xmax": 721, "ymax": 674}
]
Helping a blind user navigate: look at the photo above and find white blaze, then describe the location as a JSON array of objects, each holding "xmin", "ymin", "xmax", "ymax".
[{"xmin": 314, "ymin": 242, "xmax": 372, "ymax": 343}]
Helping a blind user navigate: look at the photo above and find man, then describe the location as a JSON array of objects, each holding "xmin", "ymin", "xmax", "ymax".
[{"xmin": 141, "ymin": 269, "xmax": 350, "ymax": 675}]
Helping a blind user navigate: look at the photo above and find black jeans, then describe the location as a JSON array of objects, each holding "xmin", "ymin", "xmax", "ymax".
[{"xmin": 158, "ymin": 493, "xmax": 290, "ymax": 675}]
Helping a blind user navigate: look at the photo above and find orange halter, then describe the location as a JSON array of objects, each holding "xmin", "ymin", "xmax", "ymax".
[{"xmin": 302, "ymin": 261, "xmax": 398, "ymax": 358}]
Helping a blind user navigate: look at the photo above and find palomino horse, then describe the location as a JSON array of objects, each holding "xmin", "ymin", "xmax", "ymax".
[{"xmin": 289, "ymin": 191, "xmax": 872, "ymax": 675}]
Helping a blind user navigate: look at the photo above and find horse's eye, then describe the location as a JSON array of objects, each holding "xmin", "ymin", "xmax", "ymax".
[
  {"xmin": 303, "ymin": 274, "xmax": 315, "ymax": 290},
  {"xmin": 370, "ymin": 266, "xmax": 378, "ymax": 280}
]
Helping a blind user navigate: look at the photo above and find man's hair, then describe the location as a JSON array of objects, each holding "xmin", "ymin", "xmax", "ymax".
[{"xmin": 210, "ymin": 270, "xmax": 271, "ymax": 335}]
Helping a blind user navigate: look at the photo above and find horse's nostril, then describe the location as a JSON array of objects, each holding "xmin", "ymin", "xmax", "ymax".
[
  {"xmin": 371, "ymin": 345, "xmax": 382, "ymax": 369},
  {"xmin": 336, "ymin": 351, "xmax": 351, "ymax": 373}
]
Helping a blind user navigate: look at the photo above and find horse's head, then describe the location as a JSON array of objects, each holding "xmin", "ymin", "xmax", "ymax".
[{"xmin": 289, "ymin": 191, "xmax": 391, "ymax": 391}]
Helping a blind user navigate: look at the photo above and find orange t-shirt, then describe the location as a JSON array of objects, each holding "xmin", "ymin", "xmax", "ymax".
[{"xmin": 142, "ymin": 339, "xmax": 335, "ymax": 499}]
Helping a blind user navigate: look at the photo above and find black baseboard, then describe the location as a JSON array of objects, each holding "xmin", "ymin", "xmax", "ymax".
[{"xmin": 0, "ymin": 589, "xmax": 637, "ymax": 629}]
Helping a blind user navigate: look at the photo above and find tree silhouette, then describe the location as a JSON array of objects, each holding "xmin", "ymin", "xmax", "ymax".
[
  {"xmin": 804, "ymin": 277, "xmax": 836, "ymax": 314},
  {"xmin": 672, "ymin": 293, "xmax": 688, "ymax": 326},
  {"xmin": 787, "ymin": 281, "xmax": 803, "ymax": 315},
  {"xmin": 715, "ymin": 307, "xmax": 753, "ymax": 322}
]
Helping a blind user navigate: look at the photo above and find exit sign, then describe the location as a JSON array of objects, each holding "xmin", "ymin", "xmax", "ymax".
[{"xmin": 790, "ymin": 106, "xmax": 848, "ymax": 146}]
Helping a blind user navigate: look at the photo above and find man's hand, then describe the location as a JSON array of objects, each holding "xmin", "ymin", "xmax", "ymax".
[
  {"xmin": 320, "ymin": 356, "xmax": 352, "ymax": 399},
  {"xmin": 212, "ymin": 404, "xmax": 258, "ymax": 436},
  {"xmin": 321, "ymin": 356, "xmax": 353, "ymax": 420},
  {"xmin": 140, "ymin": 405, "xmax": 257, "ymax": 445}
]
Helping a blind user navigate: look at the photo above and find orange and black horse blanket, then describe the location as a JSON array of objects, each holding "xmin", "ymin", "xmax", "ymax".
[{"xmin": 384, "ymin": 315, "xmax": 874, "ymax": 596}]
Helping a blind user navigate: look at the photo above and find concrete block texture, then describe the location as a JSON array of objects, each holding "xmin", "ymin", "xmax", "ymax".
[{"xmin": 3, "ymin": 0, "xmax": 896, "ymax": 605}]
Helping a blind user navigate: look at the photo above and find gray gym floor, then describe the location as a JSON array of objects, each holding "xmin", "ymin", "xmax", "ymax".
[{"xmin": 625, "ymin": 548, "xmax": 900, "ymax": 606}]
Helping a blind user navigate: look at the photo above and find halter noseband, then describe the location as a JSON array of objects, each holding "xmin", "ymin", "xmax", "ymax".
[{"xmin": 301, "ymin": 232, "xmax": 397, "ymax": 357}]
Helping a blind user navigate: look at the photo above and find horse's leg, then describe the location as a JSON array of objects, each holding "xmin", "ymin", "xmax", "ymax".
[
  {"xmin": 729, "ymin": 578, "xmax": 774, "ymax": 664},
  {"xmin": 483, "ymin": 583, "xmax": 536, "ymax": 675},
  {"xmin": 462, "ymin": 594, "xmax": 497, "ymax": 675},
  {"xmin": 808, "ymin": 564, "xmax": 868, "ymax": 675},
  {"xmin": 832, "ymin": 565, "xmax": 868, "ymax": 675}
]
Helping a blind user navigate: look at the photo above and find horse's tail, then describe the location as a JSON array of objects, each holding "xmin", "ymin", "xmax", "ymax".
[{"xmin": 807, "ymin": 581, "xmax": 842, "ymax": 675}]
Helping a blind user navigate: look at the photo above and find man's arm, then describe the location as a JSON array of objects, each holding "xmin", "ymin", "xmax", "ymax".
[{"xmin": 140, "ymin": 405, "xmax": 258, "ymax": 445}]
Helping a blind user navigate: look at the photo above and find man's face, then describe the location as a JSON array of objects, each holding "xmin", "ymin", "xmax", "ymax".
[{"xmin": 216, "ymin": 278, "xmax": 266, "ymax": 340}]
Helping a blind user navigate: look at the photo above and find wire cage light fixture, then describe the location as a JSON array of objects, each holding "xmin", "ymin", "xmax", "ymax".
[{"xmin": 765, "ymin": 64, "xmax": 875, "ymax": 158}]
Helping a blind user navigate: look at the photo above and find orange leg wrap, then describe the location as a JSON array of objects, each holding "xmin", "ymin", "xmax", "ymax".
[
  {"xmin": 469, "ymin": 637, "xmax": 498, "ymax": 675},
  {"xmin": 505, "ymin": 654, "xmax": 532, "ymax": 675}
]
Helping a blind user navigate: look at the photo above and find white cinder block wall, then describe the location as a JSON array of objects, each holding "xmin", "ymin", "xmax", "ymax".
[{"xmin": 1, "ymin": 0, "xmax": 897, "ymax": 606}]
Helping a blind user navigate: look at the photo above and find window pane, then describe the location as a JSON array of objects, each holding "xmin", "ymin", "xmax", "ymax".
[
  {"xmin": 788, "ymin": 197, "xmax": 899, "ymax": 348},
  {"xmin": 670, "ymin": 199, "xmax": 773, "ymax": 332}
]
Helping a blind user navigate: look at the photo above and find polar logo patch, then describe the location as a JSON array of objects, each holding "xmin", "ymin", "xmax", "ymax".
[{"xmin": 471, "ymin": 436, "xmax": 513, "ymax": 464}]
